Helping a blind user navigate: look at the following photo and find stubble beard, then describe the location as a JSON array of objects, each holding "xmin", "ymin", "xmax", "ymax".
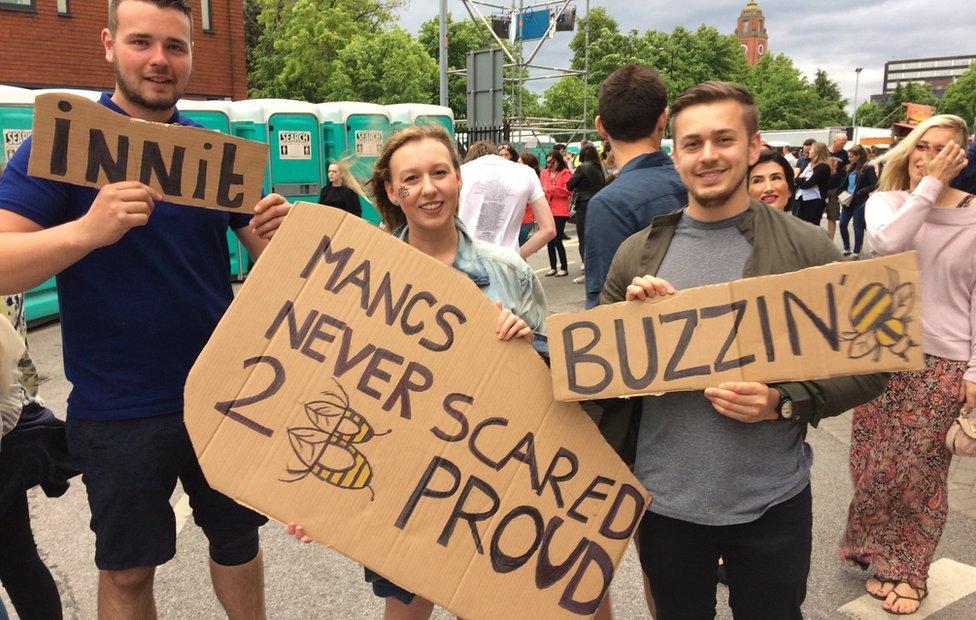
[{"xmin": 114, "ymin": 61, "xmax": 183, "ymax": 112}]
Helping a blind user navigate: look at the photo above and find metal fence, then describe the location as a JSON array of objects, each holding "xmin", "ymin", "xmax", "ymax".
[{"xmin": 454, "ymin": 124, "xmax": 510, "ymax": 157}]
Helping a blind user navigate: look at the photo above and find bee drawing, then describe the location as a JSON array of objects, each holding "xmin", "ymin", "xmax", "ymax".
[
  {"xmin": 842, "ymin": 266, "xmax": 918, "ymax": 362},
  {"xmin": 281, "ymin": 381, "xmax": 389, "ymax": 500}
]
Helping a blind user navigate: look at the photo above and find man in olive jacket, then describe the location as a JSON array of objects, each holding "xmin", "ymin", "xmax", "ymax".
[{"xmin": 598, "ymin": 82, "xmax": 888, "ymax": 619}]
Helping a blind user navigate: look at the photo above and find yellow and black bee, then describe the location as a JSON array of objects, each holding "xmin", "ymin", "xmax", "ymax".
[
  {"xmin": 842, "ymin": 267, "xmax": 917, "ymax": 361},
  {"xmin": 281, "ymin": 382, "xmax": 389, "ymax": 500}
]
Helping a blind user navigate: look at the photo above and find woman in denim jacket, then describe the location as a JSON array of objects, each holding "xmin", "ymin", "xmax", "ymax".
[{"xmin": 288, "ymin": 124, "xmax": 549, "ymax": 620}]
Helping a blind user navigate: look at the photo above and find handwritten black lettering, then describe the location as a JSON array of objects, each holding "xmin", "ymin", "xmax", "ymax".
[
  {"xmin": 567, "ymin": 476, "xmax": 615, "ymax": 524},
  {"xmin": 431, "ymin": 393, "xmax": 473, "ymax": 442},
  {"xmin": 535, "ymin": 517, "xmax": 589, "ymax": 589},
  {"xmin": 784, "ymin": 285, "xmax": 839, "ymax": 355},
  {"xmin": 139, "ymin": 141, "xmax": 185, "ymax": 195},
  {"xmin": 489, "ymin": 506, "xmax": 543, "ymax": 573},
  {"xmin": 660, "ymin": 309, "xmax": 710, "ymax": 381},
  {"xmin": 438, "ymin": 475, "xmax": 500, "ymax": 554},
  {"xmin": 563, "ymin": 321, "xmax": 613, "ymax": 395},
  {"xmin": 216, "ymin": 142, "xmax": 244, "ymax": 208},
  {"xmin": 701, "ymin": 300, "xmax": 756, "ymax": 372},
  {"xmin": 614, "ymin": 317, "xmax": 658, "ymax": 390},
  {"xmin": 85, "ymin": 129, "xmax": 128, "ymax": 184},
  {"xmin": 395, "ymin": 456, "xmax": 460, "ymax": 529}
]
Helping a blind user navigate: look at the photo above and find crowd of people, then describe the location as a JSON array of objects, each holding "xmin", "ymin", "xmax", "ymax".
[{"xmin": 1, "ymin": 1, "xmax": 975, "ymax": 619}]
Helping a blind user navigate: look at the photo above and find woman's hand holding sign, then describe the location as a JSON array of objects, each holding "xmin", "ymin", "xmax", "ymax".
[{"xmin": 496, "ymin": 301, "xmax": 534, "ymax": 344}]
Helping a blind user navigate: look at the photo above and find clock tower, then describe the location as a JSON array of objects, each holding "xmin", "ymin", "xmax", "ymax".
[{"xmin": 735, "ymin": 1, "xmax": 768, "ymax": 66}]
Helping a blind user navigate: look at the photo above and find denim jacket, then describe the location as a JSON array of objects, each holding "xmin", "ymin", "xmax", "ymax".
[{"xmin": 394, "ymin": 219, "xmax": 549, "ymax": 356}]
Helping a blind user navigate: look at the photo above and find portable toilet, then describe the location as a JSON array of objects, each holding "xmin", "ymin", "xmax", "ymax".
[
  {"xmin": 386, "ymin": 103, "xmax": 455, "ymax": 136},
  {"xmin": 315, "ymin": 102, "xmax": 390, "ymax": 224},
  {"xmin": 178, "ymin": 98, "xmax": 249, "ymax": 280},
  {"xmin": 0, "ymin": 87, "xmax": 54, "ymax": 324},
  {"xmin": 229, "ymin": 99, "xmax": 322, "ymax": 204},
  {"xmin": 178, "ymin": 98, "xmax": 233, "ymax": 133}
]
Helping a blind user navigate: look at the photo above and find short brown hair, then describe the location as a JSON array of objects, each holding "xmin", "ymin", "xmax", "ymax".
[
  {"xmin": 109, "ymin": 0, "xmax": 193, "ymax": 34},
  {"xmin": 371, "ymin": 125, "xmax": 461, "ymax": 231},
  {"xmin": 463, "ymin": 140, "xmax": 495, "ymax": 163},
  {"xmin": 669, "ymin": 81, "xmax": 759, "ymax": 139},
  {"xmin": 597, "ymin": 64, "xmax": 667, "ymax": 143}
]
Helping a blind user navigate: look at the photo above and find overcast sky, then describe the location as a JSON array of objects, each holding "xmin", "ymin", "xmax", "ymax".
[{"xmin": 395, "ymin": 0, "xmax": 976, "ymax": 113}]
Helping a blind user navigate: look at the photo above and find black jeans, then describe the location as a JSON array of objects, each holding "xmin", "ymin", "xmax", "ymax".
[
  {"xmin": 575, "ymin": 203, "xmax": 588, "ymax": 262},
  {"xmin": 547, "ymin": 216, "xmax": 569, "ymax": 270},
  {"xmin": 638, "ymin": 485, "xmax": 812, "ymax": 620},
  {"xmin": 839, "ymin": 204, "xmax": 865, "ymax": 253}
]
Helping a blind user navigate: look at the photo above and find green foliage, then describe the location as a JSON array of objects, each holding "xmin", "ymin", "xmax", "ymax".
[
  {"xmin": 324, "ymin": 28, "xmax": 437, "ymax": 105},
  {"xmin": 811, "ymin": 69, "xmax": 850, "ymax": 126},
  {"xmin": 938, "ymin": 62, "xmax": 976, "ymax": 125},
  {"xmin": 418, "ymin": 13, "xmax": 495, "ymax": 117},
  {"xmin": 247, "ymin": 0, "xmax": 404, "ymax": 101},
  {"xmin": 745, "ymin": 54, "xmax": 823, "ymax": 129},
  {"xmin": 853, "ymin": 101, "xmax": 887, "ymax": 128},
  {"xmin": 875, "ymin": 82, "xmax": 938, "ymax": 125}
]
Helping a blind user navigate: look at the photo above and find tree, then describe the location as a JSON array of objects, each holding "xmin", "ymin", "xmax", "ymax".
[
  {"xmin": 939, "ymin": 62, "xmax": 976, "ymax": 126},
  {"xmin": 248, "ymin": 0, "xmax": 405, "ymax": 101},
  {"xmin": 852, "ymin": 101, "xmax": 887, "ymax": 128},
  {"xmin": 811, "ymin": 69, "xmax": 850, "ymax": 126},
  {"xmin": 879, "ymin": 82, "xmax": 938, "ymax": 125},
  {"xmin": 418, "ymin": 14, "xmax": 494, "ymax": 117},
  {"xmin": 324, "ymin": 28, "xmax": 437, "ymax": 105},
  {"xmin": 745, "ymin": 53, "xmax": 823, "ymax": 129}
]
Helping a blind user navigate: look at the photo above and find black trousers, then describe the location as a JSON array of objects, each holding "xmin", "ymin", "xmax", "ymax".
[
  {"xmin": 793, "ymin": 197, "xmax": 826, "ymax": 226},
  {"xmin": 547, "ymin": 216, "xmax": 569, "ymax": 270},
  {"xmin": 638, "ymin": 485, "xmax": 812, "ymax": 620}
]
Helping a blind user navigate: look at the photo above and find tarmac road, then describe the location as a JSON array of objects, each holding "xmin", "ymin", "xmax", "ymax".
[{"xmin": 5, "ymin": 224, "xmax": 976, "ymax": 619}]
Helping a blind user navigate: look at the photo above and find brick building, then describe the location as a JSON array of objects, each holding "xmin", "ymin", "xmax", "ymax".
[
  {"xmin": 734, "ymin": 1, "xmax": 768, "ymax": 67},
  {"xmin": 0, "ymin": 0, "xmax": 247, "ymax": 100}
]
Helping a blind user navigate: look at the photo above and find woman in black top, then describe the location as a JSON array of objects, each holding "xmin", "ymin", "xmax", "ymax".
[
  {"xmin": 793, "ymin": 141, "xmax": 831, "ymax": 226},
  {"xmin": 317, "ymin": 162, "xmax": 364, "ymax": 217},
  {"xmin": 566, "ymin": 144, "xmax": 606, "ymax": 282}
]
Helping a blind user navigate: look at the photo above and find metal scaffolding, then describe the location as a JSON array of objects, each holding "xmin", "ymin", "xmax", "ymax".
[{"xmin": 442, "ymin": 0, "xmax": 591, "ymax": 143}]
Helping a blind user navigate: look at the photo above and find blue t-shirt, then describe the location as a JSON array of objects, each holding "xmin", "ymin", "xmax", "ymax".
[{"xmin": 0, "ymin": 94, "xmax": 252, "ymax": 420}]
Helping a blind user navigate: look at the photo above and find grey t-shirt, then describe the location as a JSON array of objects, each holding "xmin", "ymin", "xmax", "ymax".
[{"xmin": 634, "ymin": 211, "xmax": 812, "ymax": 526}]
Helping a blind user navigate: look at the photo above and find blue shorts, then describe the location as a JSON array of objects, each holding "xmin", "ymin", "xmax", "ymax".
[
  {"xmin": 364, "ymin": 567, "xmax": 416, "ymax": 605},
  {"xmin": 66, "ymin": 412, "xmax": 267, "ymax": 570}
]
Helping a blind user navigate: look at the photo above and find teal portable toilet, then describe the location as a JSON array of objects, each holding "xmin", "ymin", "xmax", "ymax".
[
  {"xmin": 386, "ymin": 103, "xmax": 455, "ymax": 136},
  {"xmin": 0, "ymin": 87, "xmax": 54, "ymax": 324},
  {"xmin": 0, "ymin": 86, "xmax": 35, "ymax": 174},
  {"xmin": 13, "ymin": 88, "xmax": 100, "ymax": 324},
  {"xmin": 229, "ymin": 99, "xmax": 322, "ymax": 205},
  {"xmin": 178, "ymin": 98, "xmax": 249, "ymax": 281},
  {"xmin": 315, "ymin": 102, "xmax": 390, "ymax": 224}
]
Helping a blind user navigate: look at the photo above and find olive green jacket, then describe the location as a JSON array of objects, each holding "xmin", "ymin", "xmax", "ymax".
[{"xmin": 594, "ymin": 200, "xmax": 890, "ymax": 464}]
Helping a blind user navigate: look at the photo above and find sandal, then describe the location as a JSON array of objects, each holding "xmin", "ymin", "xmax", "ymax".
[
  {"xmin": 882, "ymin": 581, "xmax": 927, "ymax": 615},
  {"xmin": 865, "ymin": 575, "xmax": 894, "ymax": 601},
  {"xmin": 544, "ymin": 269, "xmax": 557, "ymax": 277},
  {"xmin": 554, "ymin": 269, "xmax": 568, "ymax": 277}
]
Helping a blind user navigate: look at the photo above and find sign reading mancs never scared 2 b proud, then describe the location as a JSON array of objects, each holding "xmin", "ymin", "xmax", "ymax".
[
  {"xmin": 28, "ymin": 93, "xmax": 266, "ymax": 212},
  {"xmin": 548, "ymin": 251, "xmax": 924, "ymax": 401},
  {"xmin": 184, "ymin": 203, "xmax": 649, "ymax": 620}
]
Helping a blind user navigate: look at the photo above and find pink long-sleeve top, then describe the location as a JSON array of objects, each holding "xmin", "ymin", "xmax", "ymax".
[
  {"xmin": 541, "ymin": 168, "xmax": 572, "ymax": 217},
  {"xmin": 866, "ymin": 176, "xmax": 976, "ymax": 382}
]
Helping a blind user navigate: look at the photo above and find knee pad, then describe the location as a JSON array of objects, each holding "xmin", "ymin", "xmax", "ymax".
[{"xmin": 203, "ymin": 526, "xmax": 260, "ymax": 567}]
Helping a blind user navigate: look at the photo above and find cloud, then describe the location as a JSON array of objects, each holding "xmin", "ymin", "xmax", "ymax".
[{"xmin": 397, "ymin": 0, "xmax": 976, "ymax": 114}]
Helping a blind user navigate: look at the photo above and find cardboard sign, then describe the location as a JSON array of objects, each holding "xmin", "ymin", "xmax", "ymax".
[
  {"xmin": 184, "ymin": 203, "xmax": 649, "ymax": 619},
  {"xmin": 548, "ymin": 252, "xmax": 923, "ymax": 401},
  {"xmin": 27, "ymin": 93, "xmax": 267, "ymax": 213}
]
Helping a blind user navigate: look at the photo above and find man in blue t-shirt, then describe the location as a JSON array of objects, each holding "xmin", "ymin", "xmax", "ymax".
[
  {"xmin": 583, "ymin": 64, "xmax": 687, "ymax": 310},
  {"xmin": 0, "ymin": 1, "xmax": 290, "ymax": 617}
]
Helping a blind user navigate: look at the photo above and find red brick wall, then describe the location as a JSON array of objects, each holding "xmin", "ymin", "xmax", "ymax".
[{"xmin": 0, "ymin": 0, "xmax": 246, "ymax": 100}]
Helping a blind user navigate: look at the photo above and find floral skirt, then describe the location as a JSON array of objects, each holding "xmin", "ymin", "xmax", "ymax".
[{"xmin": 840, "ymin": 354, "xmax": 967, "ymax": 589}]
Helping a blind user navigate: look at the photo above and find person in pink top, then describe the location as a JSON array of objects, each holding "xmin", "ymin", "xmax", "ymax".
[
  {"xmin": 840, "ymin": 114, "xmax": 974, "ymax": 615},
  {"xmin": 542, "ymin": 150, "xmax": 573, "ymax": 276}
]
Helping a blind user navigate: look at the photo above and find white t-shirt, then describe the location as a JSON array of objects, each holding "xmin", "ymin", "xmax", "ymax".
[{"xmin": 459, "ymin": 155, "xmax": 546, "ymax": 251}]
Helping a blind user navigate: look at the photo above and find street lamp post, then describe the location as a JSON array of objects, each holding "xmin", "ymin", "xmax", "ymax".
[{"xmin": 851, "ymin": 67, "xmax": 863, "ymax": 130}]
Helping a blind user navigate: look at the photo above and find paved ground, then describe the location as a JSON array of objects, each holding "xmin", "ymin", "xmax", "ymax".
[{"xmin": 4, "ymin": 223, "xmax": 976, "ymax": 619}]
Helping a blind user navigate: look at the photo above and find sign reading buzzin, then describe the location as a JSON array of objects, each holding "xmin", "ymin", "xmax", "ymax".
[
  {"xmin": 547, "ymin": 252, "xmax": 924, "ymax": 402},
  {"xmin": 27, "ymin": 93, "xmax": 267, "ymax": 212}
]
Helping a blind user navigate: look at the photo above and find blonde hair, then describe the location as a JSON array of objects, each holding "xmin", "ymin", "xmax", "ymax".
[
  {"xmin": 370, "ymin": 124, "xmax": 461, "ymax": 231},
  {"xmin": 327, "ymin": 160, "xmax": 370, "ymax": 203},
  {"xmin": 876, "ymin": 114, "xmax": 970, "ymax": 191},
  {"xmin": 808, "ymin": 141, "xmax": 830, "ymax": 166}
]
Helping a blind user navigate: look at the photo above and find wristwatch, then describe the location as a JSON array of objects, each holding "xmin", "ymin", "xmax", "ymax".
[{"xmin": 773, "ymin": 385, "xmax": 794, "ymax": 421}]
